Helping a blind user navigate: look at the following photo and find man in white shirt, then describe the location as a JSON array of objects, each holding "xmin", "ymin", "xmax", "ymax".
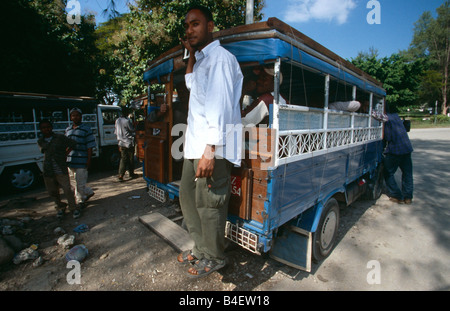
[
  {"xmin": 114, "ymin": 107, "xmax": 136, "ymax": 181},
  {"xmin": 177, "ymin": 5, "xmax": 243, "ymax": 278}
]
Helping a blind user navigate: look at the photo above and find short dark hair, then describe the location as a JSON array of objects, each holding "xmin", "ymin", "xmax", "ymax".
[
  {"xmin": 121, "ymin": 106, "xmax": 129, "ymax": 116},
  {"xmin": 187, "ymin": 4, "xmax": 213, "ymax": 22},
  {"xmin": 39, "ymin": 119, "xmax": 53, "ymax": 128},
  {"xmin": 69, "ymin": 107, "xmax": 82, "ymax": 115},
  {"xmin": 385, "ymin": 102, "xmax": 399, "ymax": 114}
]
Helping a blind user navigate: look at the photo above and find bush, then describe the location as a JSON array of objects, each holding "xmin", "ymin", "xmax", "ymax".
[
  {"xmin": 409, "ymin": 115, "xmax": 450, "ymax": 128},
  {"xmin": 435, "ymin": 115, "xmax": 450, "ymax": 124}
]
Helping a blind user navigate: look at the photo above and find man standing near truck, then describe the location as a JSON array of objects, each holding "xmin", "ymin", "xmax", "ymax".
[
  {"xmin": 114, "ymin": 107, "xmax": 136, "ymax": 181},
  {"xmin": 383, "ymin": 103, "xmax": 414, "ymax": 204},
  {"xmin": 65, "ymin": 108, "xmax": 96, "ymax": 208},
  {"xmin": 38, "ymin": 120, "xmax": 80, "ymax": 219},
  {"xmin": 177, "ymin": 5, "xmax": 243, "ymax": 278}
]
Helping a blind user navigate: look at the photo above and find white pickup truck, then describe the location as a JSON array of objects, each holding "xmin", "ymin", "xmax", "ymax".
[{"xmin": 0, "ymin": 91, "xmax": 121, "ymax": 191}]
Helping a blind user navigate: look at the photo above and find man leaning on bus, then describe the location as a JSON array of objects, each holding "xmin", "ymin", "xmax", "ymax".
[
  {"xmin": 65, "ymin": 107, "xmax": 96, "ymax": 210},
  {"xmin": 177, "ymin": 5, "xmax": 243, "ymax": 278}
]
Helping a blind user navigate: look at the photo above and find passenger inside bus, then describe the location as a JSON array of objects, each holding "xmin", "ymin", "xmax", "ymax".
[
  {"xmin": 240, "ymin": 73, "xmax": 258, "ymax": 111},
  {"xmin": 241, "ymin": 66, "xmax": 287, "ymax": 126},
  {"xmin": 173, "ymin": 81, "xmax": 189, "ymax": 127},
  {"xmin": 146, "ymin": 95, "xmax": 168, "ymax": 124},
  {"xmin": 172, "ymin": 81, "xmax": 190, "ymax": 180}
]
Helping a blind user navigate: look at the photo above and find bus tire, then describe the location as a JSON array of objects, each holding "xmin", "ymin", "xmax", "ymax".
[
  {"xmin": 312, "ymin": 197, "xmax": 340, "ymax": 262},
  {"xmin": 363, "ymin": 163, "xmax": 384, "ymax": 201}
]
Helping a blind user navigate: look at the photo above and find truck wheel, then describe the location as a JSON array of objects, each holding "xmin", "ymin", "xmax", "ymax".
[
  {"xmin": 4, "ymin": 165, "xmax": 40, "ymax": 191},
  {"xmin": 363, "ymin": 163, "xmax": 384, "ymax": 201},
  {"xmin": 312, "ymin": 198, "xmax": 340, "ymax": 262},
  {"xmin": 109, "ymin": 150, "xmax": 120, "ymax": 169}
]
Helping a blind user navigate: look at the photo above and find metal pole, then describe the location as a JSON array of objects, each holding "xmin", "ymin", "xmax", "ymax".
[
  {"xmin": 435, "ymin": 100, "xmax": 438, "ymax": 124},
  {"xmin": 246, "ymin": 0, "xmax": 254, "ymax": 24}
]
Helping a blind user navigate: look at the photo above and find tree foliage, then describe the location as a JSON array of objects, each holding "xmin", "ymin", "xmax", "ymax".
[
  {"xmin": 0, "ymin": 0, "xmax": 99, "ymax": 96},
  {"xmin": 4, "ymin": 0, "xmax": 445, "ymax": 113},
  {"xmin": 408, "ymin": 1, "xmax": 450, "ymax": 114},
  {"xmin": 351, "ymin": 49, "xmax": 426, "ymax": 108},
  {"xmin": 351, "ymin": 2, "xmax": 450, "ymax": 114}
]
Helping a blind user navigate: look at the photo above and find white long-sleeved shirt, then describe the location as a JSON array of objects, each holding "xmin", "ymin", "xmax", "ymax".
[
  {"xmin": 114, "ymin": 116, "xmax": 135, "ymax": 148},
  {"xmin": 184, "ymin": 40, "xmax": 243, "ymax": 166}
]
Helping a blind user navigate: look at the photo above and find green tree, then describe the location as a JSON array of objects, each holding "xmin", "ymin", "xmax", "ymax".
[
  {"xmin": 0, "ymin": 0, "xmax": 99, "ymax": 96},
  {"xmin": 351, "ymin": 49, "xmax": 425, "ymax": 108},
  {"xmin": 96, "ymin": 0, "xmax": 265, "ymax": 106},
  {"xmin": 418, "ymin": 70, "xmax": 443, "ymax": 108},
  {"xmin": 351, "ymin": 47, "xmax": 383, "ymax": 79},
  {"xmin": 95, "ymin": 17, "xmax": 128, "ymax": 104},
  {"xmin": 410, "ymin": 1, "xmax": 450, "ymax": 115}
]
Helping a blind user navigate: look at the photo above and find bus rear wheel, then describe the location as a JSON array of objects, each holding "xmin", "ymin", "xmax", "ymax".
[
  {"xmin": 363, "ymin": 163, "xmax": 384, "ymax": 201},
  {"xmin": 312, "ymin": 198, "xmax": 340, "ymax": 262}
]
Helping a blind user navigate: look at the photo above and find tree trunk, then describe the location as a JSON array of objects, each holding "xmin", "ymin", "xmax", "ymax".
[{"xmin": 442, "ymin": 53, "xmax": 449, "ymax": 115}]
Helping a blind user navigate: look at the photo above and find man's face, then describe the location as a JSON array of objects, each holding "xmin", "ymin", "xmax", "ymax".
[
  {"xmin": 70, "ymin": 111, "xmax": 82, "ymax": 125},
  {"xmin": 184, "ymin": 9, "xmax": 213, "ymax": 51},
  {"xmin": 256, "ymin": 71, "xmax": 274, "ymax": 95},
  {"xmin": 39, "ymin": 123, "xmax": 53, "ymax": 138}
]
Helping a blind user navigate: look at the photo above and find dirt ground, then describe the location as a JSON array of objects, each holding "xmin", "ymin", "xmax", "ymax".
[
  {"xmin": 0, "ymin": 164, "xmax": 305, "ymax": 291},
  {"xmin": 2, "ymin": 129, "xmax": 448, "ymax": 293}
]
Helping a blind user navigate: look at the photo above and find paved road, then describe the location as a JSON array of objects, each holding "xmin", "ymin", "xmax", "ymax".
[{"xmin": 263, "ymin": 128, "xmax": 450, "ymax": 291}]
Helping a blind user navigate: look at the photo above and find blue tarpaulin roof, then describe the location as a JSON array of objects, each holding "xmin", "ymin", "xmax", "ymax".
[
  {"xmin": 143, "ymin": 38, "xmax": 385, "ymax": 96},
  {"xmin": 143, "ymin": 58, "xmax": 174, "ymax": 84}
]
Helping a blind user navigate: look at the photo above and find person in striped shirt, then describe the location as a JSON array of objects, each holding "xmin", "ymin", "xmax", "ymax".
[{"xmin": 65, "ymin": 108, "xmax": 96, "ymax": 210}]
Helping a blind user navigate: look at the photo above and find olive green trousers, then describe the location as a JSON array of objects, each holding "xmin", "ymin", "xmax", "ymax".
[{"xmin": 179, "ymin": 158, "xmax": 232, "ymax": 264}]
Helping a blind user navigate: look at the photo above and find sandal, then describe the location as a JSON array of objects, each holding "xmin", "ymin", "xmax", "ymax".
[
  {"xmin": 177, "ymin": 250, "xmax": 198, "ymax": 265},
  {"xmin": 186, "ymin": 258, "xmax": 225, "ymax": 279}
]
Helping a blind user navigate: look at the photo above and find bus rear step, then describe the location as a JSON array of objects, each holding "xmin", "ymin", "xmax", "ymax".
[{"xmin": 139, "ymin": 212, "xmax": 194, "ymax": 253}]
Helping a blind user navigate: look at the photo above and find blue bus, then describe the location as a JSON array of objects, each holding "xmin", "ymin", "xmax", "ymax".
[{"xmin": 142, "ymin": 18, "xmax": 386, "ymax": 271}]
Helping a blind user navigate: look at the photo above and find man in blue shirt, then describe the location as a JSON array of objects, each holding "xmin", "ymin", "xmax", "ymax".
[
  {"xmin": 383, "ymin": 104, "xmax": 414, "ymax": 204},
  {"xmin": 65, "ymin": 108, "xmax": 96, "ymax": 210}
]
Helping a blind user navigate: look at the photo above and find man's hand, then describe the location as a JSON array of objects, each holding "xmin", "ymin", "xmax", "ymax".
[
  {"xmin": 180, "ymin": 37, "xmax": 195, "ymax": 55},
  {"xmin": 66, "ymin": 147, "xmax": 72, "ymax": 157},
  {"xmin": 196, "ymin": 145, "xmax": 215, "ymax": 178},
  {"xmin": 180, "ymin": 37, "xmax": 196, "ymax": 75}
]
